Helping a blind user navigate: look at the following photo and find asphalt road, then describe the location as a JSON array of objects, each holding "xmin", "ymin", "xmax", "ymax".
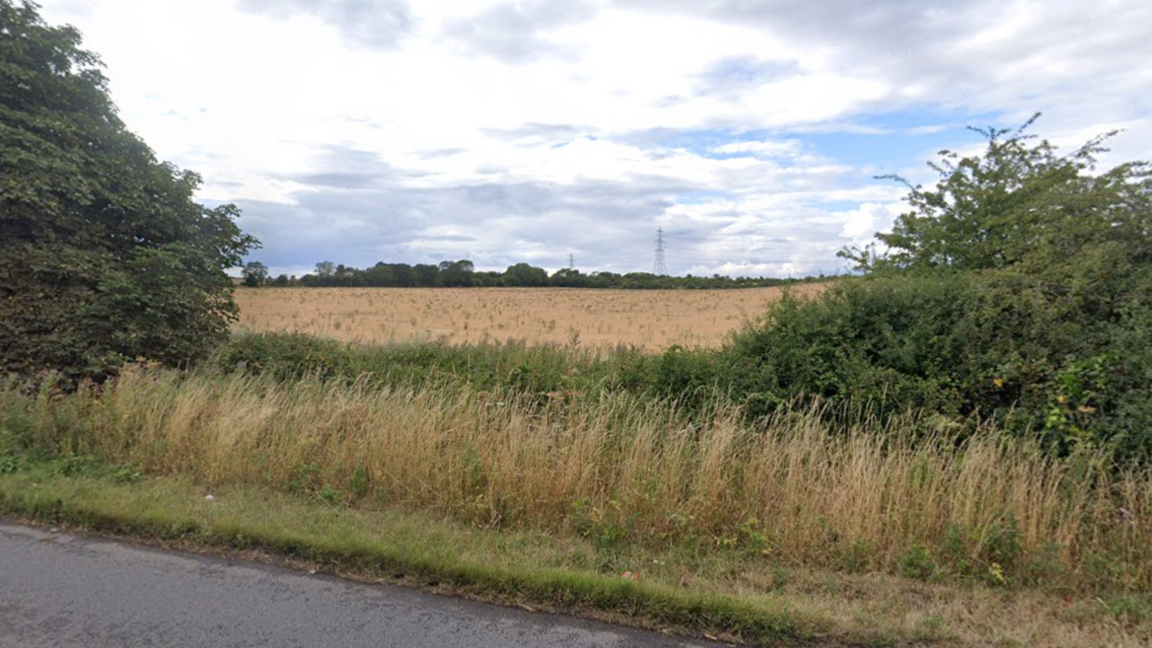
[{"xmin": 0, "ymin": 523, "xmax": 717, "ymax": 648}]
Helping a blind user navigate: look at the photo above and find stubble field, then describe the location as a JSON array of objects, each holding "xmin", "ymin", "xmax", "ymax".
[{"xmin": 233, "ymin": 285, "xmax": 824, "ymax": 350}]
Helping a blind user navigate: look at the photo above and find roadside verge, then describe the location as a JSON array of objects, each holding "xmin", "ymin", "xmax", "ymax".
[{"xmin": 2, "ymin": 463, "xmax": 1147, "ymax": 647}]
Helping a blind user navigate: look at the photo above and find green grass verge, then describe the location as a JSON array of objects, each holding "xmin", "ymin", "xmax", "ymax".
[
  {"xmin": 3, "ymin": 460, "xmax": 1149, "ymax": 648},
  {"xmin": 0, "ymin": 463, "xmax": 845, "ymax": 648}
]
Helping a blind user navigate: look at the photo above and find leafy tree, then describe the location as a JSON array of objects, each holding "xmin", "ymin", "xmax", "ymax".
[
  {"xmin": 0, "ymin": 1, "xmax": 259, "ymax": 380},
  {"xmin": 241, "ymin": 261, "xmax": 269, "ymax": 287},
  {"xmin": 550, "ymin": 268, "xmax": 588, "ymax": 287},
  {"xmin": 840, "ymin": 114, "xmax": 1151, "ymax": 276},
  {"xmin": 412, "ymin": 263, "xmax": 439, "ymax": 287},
  {"xmin": 388, "ymin": 262, "xmax": 414, "ymax": 287},
  {"xmin": 314, "ymin": 260, "xmax": 335, "ymax": 278},
  {"xmin": 472, "ymin": 270, "xmax": 504, "ymax": 287},
  {"xmin": 502, "ymin": 263, "xmax": 548, "ymax": 287},
  {"xmin": 587, "ymin": 271, "xmax": 621, "ymax": 288},
  {"xmin": 362, "ymin": 262, "xmax": 394, "ymax": 287},
  {"xmin": 840, "ymin": 114, "xmax": 1151, "ymax": 331},
  {"xmin": 806, "ymin": 115, "xmax": 1152, "ymax": 457},
  {"xmin": 332, "ymin": 263, "xmax": 363, "ymax": 287},
  {"xmin": 438, "ymin": 259, "xmax": 474, "ymax": 287}
]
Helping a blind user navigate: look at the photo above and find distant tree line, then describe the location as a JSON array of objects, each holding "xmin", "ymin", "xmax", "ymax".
[{"xmin": 241, "ymin": 259, "xmax": 811, "ymax": 290}]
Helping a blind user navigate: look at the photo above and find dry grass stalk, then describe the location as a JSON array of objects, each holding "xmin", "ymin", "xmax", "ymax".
[{"xmin": 65, "ymin": 367, "xmax": 1152, "ymax": 592}]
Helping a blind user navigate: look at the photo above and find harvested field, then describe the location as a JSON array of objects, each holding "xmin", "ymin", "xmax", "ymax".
[{"xmin": 233, "ymin": 285, "xmax": 825, "ymax": 350}]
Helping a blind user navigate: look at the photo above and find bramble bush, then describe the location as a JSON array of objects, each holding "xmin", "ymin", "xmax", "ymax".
[
  {"xmin": 721, "ymin": 272, "xmax": 1152, "ymax": 458},
  {"xmin": 725, "ymin": 116, "xmax": 1151, "ymax": 458}
]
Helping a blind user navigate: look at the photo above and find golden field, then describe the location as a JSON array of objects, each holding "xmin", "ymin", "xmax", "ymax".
[{"xmin": 233, "ymin": 285, "xmax": 824, "ymax": 349}]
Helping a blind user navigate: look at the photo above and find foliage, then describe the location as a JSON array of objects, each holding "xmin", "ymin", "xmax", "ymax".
[
  {"xmin": 502, "ymin": 262, "xmax": 549, "ymax": 287},
  {"xmin": 213, "ymin": 331, "xmax": 654, "ymax": 399},
  {"xmin": 783, "ymin": 115, "xmax": 1152, "ymax": 457},
  {"xmin": 610, "ymin": 343, "xmax": 720, "ymax": 410},
  {"xmin": 438, "ymin": 259, "xmax": 474, "ymax": 287},
  {"xmin": 0, "ymin": 0, "xmax": 259, "ymax": 381},
  {"xmin": 840, "ymin": 113, "xmax": 1151, "ymax": 276},
  {"xmin": 5, "ymin": 363, "xmax": 1152, "ymax": 600},
  {"xmin": 214, "ymin": 331, "xmax": 728, "ymax": 416},
  {"xmin": 241, "ymin": 261, "xmax": 268, "ymax": 287},
  {"xmin": 723, "ymin": 274, "xmax": 1152, "ymax": 457},
  {"xmin": 280, "ymin": 260, "xmax": 802, "ymax": 290},
  {"xmin": 724, "ymin": 276, "xmax": 976, "ymax": 422},
  {"xmin": 314, "ymin": 260, "xmax": 335, "ymax": 278}
]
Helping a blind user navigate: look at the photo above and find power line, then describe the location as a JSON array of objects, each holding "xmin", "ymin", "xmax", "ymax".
[{"xmin": 653, "ymin": 227, "xmax": 667, "ymax": 275}]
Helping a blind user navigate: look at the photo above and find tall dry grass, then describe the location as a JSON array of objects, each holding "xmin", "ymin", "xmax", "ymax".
[{"xmin": 15, "ymin": 365, "xmax": 1151, "ymax": 592}]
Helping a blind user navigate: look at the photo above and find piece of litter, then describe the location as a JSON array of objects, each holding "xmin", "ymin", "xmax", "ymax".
[
  {"xmin": 204, "ymin": 494, "xmax": 216, "ymax": 501},
  {"xmin": 309, "ymin": 569, "xmax": 317, "ymax": 575}
]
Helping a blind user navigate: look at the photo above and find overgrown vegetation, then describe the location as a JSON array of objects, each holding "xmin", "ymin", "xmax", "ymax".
[
  {"xmin": 0, "ymin": 0, "xmax": 259, "ymax": 383},
  {"xmin": 11, "ymin": 471, "xmax": 1150, "ymax": 648},
  {"xmin": 5, "ymin": 346, "xmax": 1152, "ymax": 645},
  {"xmin": 822, "ymin": 116, "xmax": 1151, "ymax": 458},
  {"xmin": 3, "ymin": 364, "xmax": 1150, "ymax": 597},
  {"xmin": 722, "ymin": 271, "xmax": 1152, "ymax": 459},
  {"xmin": 724, "ymin": 117, "xmax": 1151, "ymax": 458}
]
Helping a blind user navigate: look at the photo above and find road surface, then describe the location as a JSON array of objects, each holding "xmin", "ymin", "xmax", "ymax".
[{"xmin": 0, "ymin": 522, "xmax": 717, "ymax": 648}]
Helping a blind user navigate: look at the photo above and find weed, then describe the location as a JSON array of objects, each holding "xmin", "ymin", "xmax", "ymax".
[
  {"xmin": 112, "ymin": 465, "xmax": 142, "ymax": 484},
  {"xmin": 0, "ymin": 454, "xmax": 20, "ymax": 475},
  {"xmin": 346, "ymin": 467, "xmax": 369, "ymax": 500},
  {"xmin": 984, "ymin": 512, "xmax": 1023, "ymax": 569},
  {"xmin": 319, "ymin": 483, "xmax": 343, "ymax": 505},
  {"xmin": 901, "ymin": 545, "xmax": 936, "ymax": 581},
  {"xmin": 287, "ymin": 462, "xmax": 322, "ymax": 494},
  {"xmin": 52, "ymin": 455, "xmax": 91, "ymax": 477}
]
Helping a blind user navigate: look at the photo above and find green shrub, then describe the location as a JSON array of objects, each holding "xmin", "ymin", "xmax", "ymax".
[
  {"xmin": 213, "ymin": 332, "xmax": 354, "ymax": 381},
  {"xmin": 721, "ymin": 274, "xmax": 1152, "ymax": 458},
  {"xmin": 900, "ymin": 544, "xmax": 937, "ymax": 581}
]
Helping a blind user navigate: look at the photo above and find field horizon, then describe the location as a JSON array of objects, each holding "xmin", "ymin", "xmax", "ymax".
[{"xmin": 233, "ymin": 284, "xmax": 826, "ymax": 350}]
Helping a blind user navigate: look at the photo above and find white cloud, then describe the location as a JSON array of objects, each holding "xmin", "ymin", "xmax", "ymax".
[
  {"xmin": 711, "ymin": 140, "xmax": 804, "ymax": 157},
  {"xmin": 838, "ymin": 202, "xmax": 903, "ymax": 247},
  {"xmin": 34, "ymin": 0, "xmax": 1152, "ymax": 277}
]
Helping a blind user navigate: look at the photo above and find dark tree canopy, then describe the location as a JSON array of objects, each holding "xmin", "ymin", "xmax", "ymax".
[
  {"xmin": 502, "ymin": 263, "xmax": 548, "ymax": 287},
  {"xmin": 1, "ymin": 0, "xmax": 259, "ymax": 380},
  {"xmin": 242, "ymin": 261, "xmax": 269, "ymax": 287},
  {"xmin": 438, "ymin": 259, "xmax": 474, "ymax": 287}
]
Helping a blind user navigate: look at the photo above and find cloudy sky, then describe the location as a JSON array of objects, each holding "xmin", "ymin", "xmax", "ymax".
[{"xmin": 39, "ymin": 0, "xmax": 1152, "ymax": 278}]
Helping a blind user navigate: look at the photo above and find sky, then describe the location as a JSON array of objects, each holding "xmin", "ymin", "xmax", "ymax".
[{"xmin": 38, "ymin": 0, "xmax": 1152, "ymax": 278}]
